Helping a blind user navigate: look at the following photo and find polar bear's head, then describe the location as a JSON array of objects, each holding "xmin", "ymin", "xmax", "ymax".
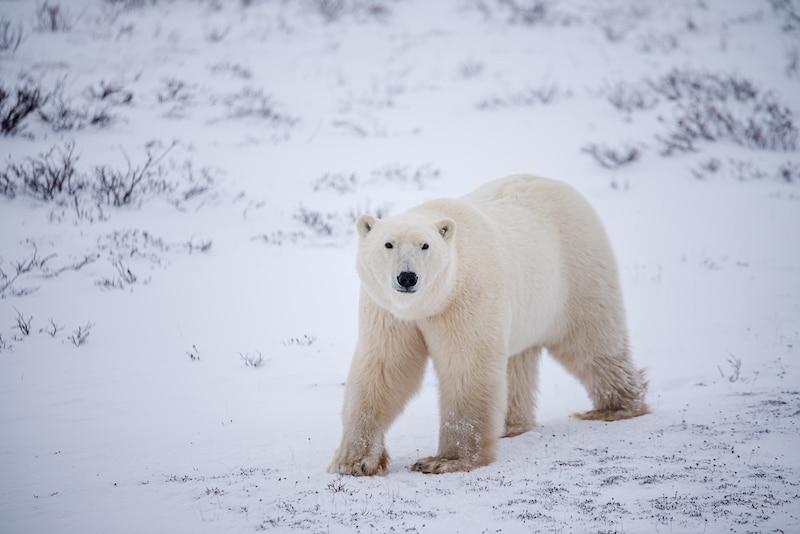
[{"xmin": 355, "ymin": 213, "xmax": 457, "ymax": 320}]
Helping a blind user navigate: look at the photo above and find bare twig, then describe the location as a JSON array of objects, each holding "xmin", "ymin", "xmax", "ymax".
[
  {"xmin": 68, "ymin": 322, "xmax": 93, "ymax": 347},
  {"xmin": 13, "ymin": 308, "xmax": 32, "ymax": 336},
  {"xmin": 1, "ymin": 242, "xmax": 51, "ymax": 297},
  {"xmin": 40, "ymin": 318, "xmax": 64, "ymax": 337},
  {"xmin": 240, "ymin": 350, "xmax": 265, "ymax": 367},
  {"xmin": 40, "ymin": 253, "xmax": 99, "ymax": 279},
  {"xmin": 718, "ymin": 352, "xmax": 742, "ymax": 383}
]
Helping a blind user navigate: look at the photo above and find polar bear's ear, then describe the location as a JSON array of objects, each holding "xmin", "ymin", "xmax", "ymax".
[
  {"xmin": 356, "ymin": 214, "xmax": 379, "ymax": 238},
  {"xmin": 436, "ymin": 218, "xmax": 456, "ymax": 241}
]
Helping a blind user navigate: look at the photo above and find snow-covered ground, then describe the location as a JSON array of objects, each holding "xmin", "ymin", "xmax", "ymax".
[{"xmin": 1, "ymin": 0, "xmax": 799, "ymax": 532}]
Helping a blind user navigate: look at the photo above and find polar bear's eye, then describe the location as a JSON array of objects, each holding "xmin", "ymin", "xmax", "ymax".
[
  {"xmin": 384, "ymin": 242, "xmax": 393, "ymax": 249},
  {"xmin": 421, "ymin": 243, "xmax": 429, "ymax": 250}
]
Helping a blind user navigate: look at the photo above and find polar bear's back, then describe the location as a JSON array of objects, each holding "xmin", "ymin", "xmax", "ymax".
[
  {"xmin": 463, "ymin": 174, "xmax": 591, "ymax": 223},
  {"xmin": 462, "ymin": 174, "xmax": 613, "ymax": 257},
  {"xmin": 460, "ymin": 174, "xmax": 624, "ymax": 351}
]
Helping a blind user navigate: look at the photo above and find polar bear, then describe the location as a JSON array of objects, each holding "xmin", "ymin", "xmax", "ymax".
[{"xmin": 329, "ymin": 174, "xmax": 648, "ymax": 476}]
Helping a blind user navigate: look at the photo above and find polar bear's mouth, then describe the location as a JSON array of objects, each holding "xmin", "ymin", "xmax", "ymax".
[{"xmin": 395, "ymin": 286, "xmax": 417, "ymax": 294}]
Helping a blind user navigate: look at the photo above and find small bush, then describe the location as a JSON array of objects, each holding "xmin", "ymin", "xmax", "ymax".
[
  {"xmin": 690, "ymin": 158, "xmax": 722, "ymax": 180},
  {"xmin": 94, "ymin": 141, "xmax": 176, "ymax": 207},
  {"xmin": 477, "ymin": 82, "xmax": 565, "ymax": 110},
  {"xmin": 312, "ymin": 172, "xmax": 359, "ymax": 194},
  {"xmin": 156, "ymin": 78, "xmax": 197, "ymax": 118},
  {"xmin": 0, "ymin": 240, "xmax": 98, "ymax": 298},
  {"xmin": 348, "ymin": 202, "xmax": 390, "ymax": 223},
  {"xmin": 40, "ymin": 318, "xmax": 64, "ymax": 338},
  {"xmin": 769, "ymin": 0, "xmax": 800, "ymax": 35},
  {"xmin": 13, "ymin": 308, "xmax": 33, "ymax": 336},
  {"xmin": 208, "ymin": 62, "xmax": 252, "ymax": 80},
  {"xmin": 251, "ymin": 230, "xmax": 306, "ymax": 246},
  {"xmin": 241, "ymin": 350, "xmax": 265, "ymax": 367},
  {"xmin": 0, "ymin": 141, "xmax": 83, "ymax": 201},
  {"xmin": 84, "ymin": 80, "xmax": 133, "ymax": 106},
  {"xmin": 157, "ymin": 78, "xmax": 196, "ymax": 105},
  {"xmin": 647, "ymin": 69, "xmax": 758, "ymax": 104},
  {"xmin": 501, "ymin": 0, "xmax": 552, "ymax": 25},
  {"xmin": 168, "ymin": 160, "xmax": 217, "ymax": 209},
  {"xmin": 742, "ymin": 94, "xmax": 798, "ymax": 150},
  {"xmin": 646, "ymin": 70, "xmax": 798, "ymax": 155},
  {"xmin": 0, "ymin": 139, "xmax": 214, "ymax": 214},
  {"xmin": 0, "ymin": 82, "xmax": 47, "ymax": 136},
  {"xmin": 725, "ymin": 159, "xmax": 769, "ymax": 182},
  {"xmin": 294, "ymin": 206, "xmax": 335, "ymax": 236},
  {"xmin": 1, "ymin": 243, "xmax": 49, "ymax": 298},
  {"xmin": 205, "ymin": 25, "xmax": 229, "ymax": 43},
  {"xmin": 285, "ymin": 334, "xmax": 316, "ymax": 346},
  {"xmin": 468, "ymin": 0, "xmax": 576, "ymax": 26},
  {"xmin": 778, "ymin": 160, "xmax": 800, "ymax": 183},
  {"xmin": 291, "ymin": 203, "xmax": 390, "ymax": 240},
  {"xmin": 0, "ymin": 18, "xmax": 23, "ymax": 52},
  {"xmin": 718, "ymin": 353, "xmax": 742, "ymax": 383},
  {"xmin": 95, "ymin": 259, "xmax": 141, "ymax": 290},
  {"xmin": 39, "ymin": 79, "xmax": 126, "ymax": 132},
  {"xmin": 690, "ymin": 158, "xmax": 798, "ymax": 183},
  {"xmin": 658, "ymin": 92, "xmax": 798, "ymax": 155},
  {"xmin": 103, "ymin": 0, "xmax": 154, "ymax": 9},
  {"xmin": 182, "ymin": 236, "xmax": 213, "ymax": 254},
  {"xmin": 786, "ymin": 46, "xmax": 800, "ymax": 79},
  {"xmin": 307, "ymin": 0, "xmax": 393, "ymax": 23},
  {"xmin": 221, "ymin": 87, "xmax": 297, "ymax": 127},
  {"xmin": 68, "ymin": 322, "xmax": 93, "ymax": 347},
  {"xmin": 582, "ymin": 143, "xmax": 642, "ymax": 169},
  {"xmin": 312, "ymin": 164, "xmax": 440, "ymax": 195},
  {"xmin": 0, "ymin": 76, "xmax": 132, "ymax": 135},
  {"xmin": 603, "ymin": 81, "xmax": 657, "ymax": 115},
  {"xmin": 458, "ymin": 59, "xmax": 484, "ymax": 79},
  {"xmin": 589, "ymin": 3, "xmax": 651, "ymax": 43},
  {"xmin": 370, "ymin": 163, "xmax": 441, "ymax": 189},
  {"xmin": 35, "ymin": 2, "xmax": 72, "ymax": 33},
  {"xmin": 637, "ymin": 31, "xmax": 678, "ymax": 54}
]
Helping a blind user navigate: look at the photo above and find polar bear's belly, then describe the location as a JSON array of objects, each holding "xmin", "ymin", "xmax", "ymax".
[{"xmin": 503, "ymin": 248, "xmax": 566, "ymax": 357}]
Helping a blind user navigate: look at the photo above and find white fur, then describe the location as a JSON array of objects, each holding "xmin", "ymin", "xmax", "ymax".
[{"xmin": 329, "ymin": 174, "xmax": 649, "ymax": 476}]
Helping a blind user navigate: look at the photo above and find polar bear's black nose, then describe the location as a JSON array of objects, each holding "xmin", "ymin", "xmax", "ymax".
[{"xmin": 397, "ymin": 271, "xmax": 418, "ymax": 289}]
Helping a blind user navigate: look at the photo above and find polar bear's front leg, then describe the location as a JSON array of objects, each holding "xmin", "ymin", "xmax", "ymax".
[
  {"xmin": 412, "ymin": 336, "xmax": 508, "ymax": 474},
  {"xmin": 329, "ymin": 295, "xmax": 428, "ymax": 476}
]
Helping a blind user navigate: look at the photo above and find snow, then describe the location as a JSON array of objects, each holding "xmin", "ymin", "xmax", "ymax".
[{"xmin": 1, "ymin": 0, "xmax": 799, "ymax": 532}]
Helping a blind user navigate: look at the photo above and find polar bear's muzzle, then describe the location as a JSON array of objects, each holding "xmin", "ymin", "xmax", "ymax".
[{"xmin": 395, "ymin": 271, "xmax": 418, "ymax": 293}]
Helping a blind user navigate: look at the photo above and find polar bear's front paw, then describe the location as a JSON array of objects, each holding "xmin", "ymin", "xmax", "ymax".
[
  {"xmin": 328, "ymin": 446, "xmax": 389, "ymax": 476},
  {"xmin": 410, "ymin": 455, "xmax": 486, "ymax": 474}
]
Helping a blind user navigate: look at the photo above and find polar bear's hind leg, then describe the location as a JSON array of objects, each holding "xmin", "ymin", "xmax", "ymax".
[
  {"xmin": 550, "ymin": 339, "xmax": 649, "ymax": 422},
  {"xmin": 503, "ymin": 346, "xmax": 542, "ymax": 437}
]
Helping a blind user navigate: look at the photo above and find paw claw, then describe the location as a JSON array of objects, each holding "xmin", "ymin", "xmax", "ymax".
[{"xmin": 328, "ymin": 447, "xmax": 390, "ymax": 477}]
